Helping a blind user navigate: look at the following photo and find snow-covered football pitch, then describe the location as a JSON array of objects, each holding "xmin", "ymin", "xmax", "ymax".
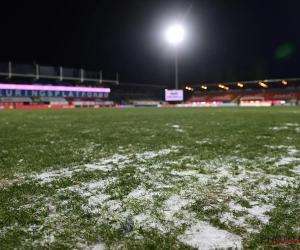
[{"xmin": 0, "ymin": 107, "xmax": 300, "ymax": 249}]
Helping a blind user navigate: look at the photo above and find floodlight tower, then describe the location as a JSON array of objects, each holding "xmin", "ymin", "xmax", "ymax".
[{"xmin": 166, "ymin": 24, "xmax": 184, "ymax": 89}]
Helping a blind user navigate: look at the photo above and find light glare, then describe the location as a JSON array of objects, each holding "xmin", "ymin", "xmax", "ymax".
[{"xmin": 166, "ymin": 25, "xmax": 184, "ymax": 44}]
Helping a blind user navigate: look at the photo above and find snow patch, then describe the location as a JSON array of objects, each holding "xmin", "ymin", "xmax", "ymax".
[
  {"xmin": 177, "ymin": 221, "xmax": 242, "ymax": 250},
  {"xmin": 257, "ymin": 136, "xmax": 271, "ymax": 139},
  {"xmin": 276, "ymin": 157, "xmax": 300, "ymax": 166},
  {"xmin": 269, "ymin": 126, "xmax": 288, "ymax": 130},
  {"xmin": 136, "ymin": 148, "xmax": 179, "ymax": 160},
  {"xmin": 164, "ymin": 195, "xmax": 191, "ymax": 212},
  {"xmin": 127, "ymin": 187, "xmax": 158, "ymax": 200},
  {"xmin": 291, "ymin": 165, "xmax": 300, "ymax": 174},
  {"xmin": 170, "ymin": 124, "xmax": 185, "ymax": 132},
  {"xmin": 91, "ymin": 243, "xmax": 106, "ymax": 250},
  {"xmin": 133, "ymin": 214, "xmax": 166, "ymax": 232},
  {"xmin": 221, "ymin": 212, "xmax": 248, "ymax": 228},
  {"xmin": 285, "ymin": 123, "xmax": 299, "ymax": 126},
  {"xmin": 247, "ymin": 205, "xmax": 274, "ymax": 224},
  {"xmin": 32, "ymin": 168, "xmax": 77, "ymax": 183},
  {"xmin": 89, "ymin": 194, "xmax": 111, "ymax": 206}
]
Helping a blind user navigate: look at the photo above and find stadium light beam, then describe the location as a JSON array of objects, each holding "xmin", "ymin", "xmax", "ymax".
[{"xmin": 166, "ymin": 24, "xmax": 184, "ymax": 90}]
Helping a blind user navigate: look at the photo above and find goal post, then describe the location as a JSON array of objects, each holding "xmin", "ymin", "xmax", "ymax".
[{"xmin": 239, "ymin": 96, "xmax": 272, "ymax": 106}]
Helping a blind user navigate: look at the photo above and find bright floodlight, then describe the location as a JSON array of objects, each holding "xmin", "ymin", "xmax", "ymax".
[{"xmin": 166, "ymin": 25, "xmax": 184, "ymax": 44}]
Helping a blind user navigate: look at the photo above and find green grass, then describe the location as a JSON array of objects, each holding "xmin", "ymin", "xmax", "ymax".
[{"xmin": 0, "ymin": 107, "xmax": 300, "ymax": 249}]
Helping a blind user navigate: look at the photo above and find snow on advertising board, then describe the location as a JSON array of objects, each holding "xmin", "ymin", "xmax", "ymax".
[{"xmin": 165, "ymin": 89, "xmax": 183, "ymax": 101}]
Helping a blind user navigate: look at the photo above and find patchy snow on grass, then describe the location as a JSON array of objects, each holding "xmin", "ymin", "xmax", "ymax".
[
  {"xmin": 31, "ymin": 168, "xmax": 78, "ymax": 183},
  {"xmin": 287, "ymin": 148, "xmax": 299, "ymax": 155},
  {"xmin": 65, "ymin": 178, "xmax": 117, "ymax": 196},
  {"xmin": 285, "ymin": 123, "xmax": 299, "ymax": 126},
  {"xmin": 224, "ymin": 185, "xmax": 244, "ymax": 197},
  {"xmin": 171, "ymin": 170, "xmax": 197, "ymax": 176},
  {"xmin": 14, "ymin": 144, "xmax": 300, "ymax": 249},
  {"xmin": 133, "ymin": 214, "xmax": 166, "ymax": 232},
  {"xmin": 221, "ymin": 212, "xmax": 248, "ymax": 228},
  {"xmin": 290, "ymin": 165, "xmax": 300, "ymax": 174},
  {"xmin": 177, "ymin": 221, "xmax": 242, "ymax": 250},
  {"xmin": 276, "ymin": 157, "xmax": 300, "ymax": 166},
  {"xmin": 258, "ymin": 176, "xmax": 297, "ymax": 191},
  {"xmin": 196, "ymin": 139, "xmax": 212, "ymax": 144},
  {"xmin": 135, "ymin": 147, "xmax": 179, "ymax": 161},
  {"xmin": 88, "ymin": 193, "xmax": 111, "ymax": 206},
  {"xmin": 247, "ymin": 204, "xmax": 274, "ymax": 224},
  {"xmin": 171, "ymin": 170, "xmax": 209, "ymax": 184},
  {"xmin": 0, "ymin": 178, "xmax": 13, "ymax": 188},
  {"xmin": 265, "ymin": 145, "xmax": 291, "ymax": 149},
  {"xmin": 265, "ymin": 145, "xmax": 299, "ymax": 155},
  {"xmin": 163, "ymin": 195, "xmax": 192, "ymax": 212},
  {"xmin": 269, "ymin": 126, "xmax": 288, "ymax": 130},
  {"xmin": 170, "ymin": 124, "xmax": 185, "ymax": 132},
  {"xmin": 256, "ymin": 136, "xmax": 271, "ymax": 139},
  {"xmin": 127, "ymin": 187, "xmax": 159, "ymax": 200},
  {"xmin": 91, "ymin": 243, "xmax": 106, "ymax": 250}
]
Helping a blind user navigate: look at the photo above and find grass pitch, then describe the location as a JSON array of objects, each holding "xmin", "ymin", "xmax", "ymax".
[{"xmin": 0, "ymin": 107, "xmax": 300, "ymax": 249}]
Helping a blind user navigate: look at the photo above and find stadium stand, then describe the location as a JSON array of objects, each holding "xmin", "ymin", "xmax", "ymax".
[
  {"xmin": 1, "ymin": 61, "xmax": 300, "ymax": 108},
  {"xmin": 186, "ymin": 79, "xmax": 300, "ymax": 106},
  {"xmin": 0, "ymin": 61, "xmax": 166, "ymax": 108}
]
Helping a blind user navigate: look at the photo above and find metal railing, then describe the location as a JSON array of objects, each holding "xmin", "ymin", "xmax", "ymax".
[{"xmin": 0, "ymin": 61, "xmax": 119, "ymax": 85}]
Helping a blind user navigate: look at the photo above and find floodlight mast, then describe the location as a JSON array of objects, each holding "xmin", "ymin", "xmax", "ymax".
[
  {"xmin": 175, "ymin": 46, "xmax": 178, "ymax": 90},
  {"xmin": 166, "ymin": 24, "xmax": 184, "ymax": 90}
]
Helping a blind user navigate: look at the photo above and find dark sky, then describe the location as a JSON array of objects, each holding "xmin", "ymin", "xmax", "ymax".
[{"xmin": 0, "ymin": 0, "xmax": 299, "ymax": 87}]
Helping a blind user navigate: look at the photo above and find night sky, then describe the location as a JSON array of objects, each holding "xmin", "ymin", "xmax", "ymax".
[{"xmin": 0, "ymin": 0, "xmax": 299, "ymax": 87}]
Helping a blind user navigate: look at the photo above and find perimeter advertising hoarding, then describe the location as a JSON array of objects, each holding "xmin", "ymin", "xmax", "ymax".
[
  {"xmin": 0, "ymin": 84, "xmax": 110, "ymax": 98},
  {"xmin": 165, "ymin": 89, "xmax": 183, "ymax": 101},
  {"xmin": 0, "ymin": 90, "xmax": 109, "ymax": 98}
]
